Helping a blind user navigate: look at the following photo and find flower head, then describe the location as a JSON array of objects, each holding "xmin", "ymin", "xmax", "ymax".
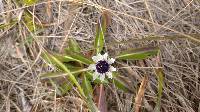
[{"xmin": 88, "ymin": 53, "xmax": 116, "ymax": 81}]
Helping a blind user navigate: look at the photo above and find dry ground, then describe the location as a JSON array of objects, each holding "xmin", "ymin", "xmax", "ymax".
[{"xmin": 0, "ymin": 0, "xmax": 200, "ymax": 112}]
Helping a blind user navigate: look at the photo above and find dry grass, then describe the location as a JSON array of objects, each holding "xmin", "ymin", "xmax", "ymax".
[{"xmin": 0, "ymin": 0, "xmax": 200, "ymax": 112}]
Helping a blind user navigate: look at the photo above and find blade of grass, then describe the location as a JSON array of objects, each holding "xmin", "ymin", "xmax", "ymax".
[
  {"xmin": 23, "ymin": 11, "xmax": 36, "ymax": 32},
  {"xmin": 113, "ymin": 77, "xmax": 133, "ymax": 93},
  {"xmin": 49, "ymin": 54, "xmax": 85, "ymax": 97},
  {"xmin": 94, "ymin": 11, "xmax": 109, "ymax": 54},
  {"xmin": 82, "ymin": 74, "xmax": 99, "ymax": 112},
  {"xmin": 42, "ymin": 51, "xmax": 92, "ymax": 67},
  {"xmin": 41, "ymin": 52, "xmax": 78, "ymax": 71},
  {"xmin": 65, "ymin": 49, "xmax": 93, "ymax": 65},
  {"xmin": 116, "ymin": 47, "xmax": 159, "ymax": 60},
  {"xmin": 49, "ymin": 79, "xmax": 62, "ymax": 95},
  {"xmin": 112, "ymin": 72, "xmax": 133, "ymax": 93},
  {"xmin": 68, "ymin": 38, "xmax": 81, "ymax": 53},
  {"xmin": 154, "ymin": 68, "xmax": 164, "ymax": 112},
  {"xmin": 23, "ymin": 0, "xmax": 38, "ymax": 5},
  {"xmin": 58, "ymin": 79, "xmax": 73, "ymax": 95},
  {"xmin": 40, "ymin": 68, "xmax": 88, "ymax": 79},
  {"xmin": 82, "ymin": 74, "xmax": 93, "ymax": 96}
]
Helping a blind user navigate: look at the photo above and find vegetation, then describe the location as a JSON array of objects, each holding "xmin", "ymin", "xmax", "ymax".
[{"xmin": 0, "ymin": 0, "xmax": 200, "ymax": 112}]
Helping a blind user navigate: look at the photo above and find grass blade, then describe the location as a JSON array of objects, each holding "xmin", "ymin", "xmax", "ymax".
[
  {"xmin": 65, "ymin": 49, "xmax": 93, "ymax": 65},
  {"xmin": 23, "ymin": 0, "xmax": 38, "ymax": 5},
  {"xmin": 54, "ymin": 54, "xmax": 77, "ymax": 62},
  {"xmin": 68, "ymin": 38, "xmax": 81, "ymax": 53},
  {"xmin": 49, "ymin": 79, "xmax": 62, "ymax": 95},
  {"xmin": 82, "ymin": 74, "xmax": 99, "ymax": 112},
  {"xmin": 116, "ymin": 47, "xmax": 159, "ymax": 60},
  {"xmin": 154, "ymin": 68, "xmax": 164, "ymax": 112},
  {"xmin": 49, "ymin": 54, "xmax": 85, "ymax": 97},
  {"xmin": 41, "ymin": 52, "xmax": 77, "ymax": 71},
  {"xmin": 40, "ymin": 68, "xmax": 87, "ymax": 79},
  {"xmin": 82, "ymin": 74, "xmax": 93, "ymax": 97},
  {"xmin": 94, "ymin": 12, "xmax": 109, "ymax": 54},
  {"xmin": 42, "ymin": 50, "xmax": 93, "ymax": 66},
  {"xmin": 113, "ymin": 77, "xmax": 133, "ymax": 93},
  {"xmin": 59, "ymin": 80, "xmax": 73, "ymax": 95}
]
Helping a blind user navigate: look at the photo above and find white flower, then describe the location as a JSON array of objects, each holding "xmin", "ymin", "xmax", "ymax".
[{"xmin": 88, "ymin": 53, "xmax": 116, "ymax": 81}]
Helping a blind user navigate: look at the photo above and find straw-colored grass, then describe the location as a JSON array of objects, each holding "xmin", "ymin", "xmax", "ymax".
[{"xmin": 0, "ymin": 0, "xmax": 200, "ymax": 111}]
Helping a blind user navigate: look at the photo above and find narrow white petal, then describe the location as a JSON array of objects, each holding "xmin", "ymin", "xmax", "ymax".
[
  {"xmin": 99, "ymin": 74, "xmax": 105, "ymax": 81},
  {"xmin": 106, "ymin": 72, "xmax": 112, "ymax": 79},
  {"xmin": 97, "ymin": 53, "xmax": 103, "ymax": 61},
  {"xmin": 109, "ymin": 66, "xmax": 116, "ymax": 72},
  {"xmin": 103, "ymin": 53, "xmax": 108, "ymax": 60},
  {"xmin": 93, "ymin": 71, "xmax": 100, "ymax": 81},
  {"xmin": 88, "ymin": 64, "xmax": 96, "ymax": 70},
  {"xmin": 92, "ymin": 56, "xmax": 99, "ymax": 62},
  {"xmin": 108, "ymin": 58, "xmax": 115, "ymax": 64}
]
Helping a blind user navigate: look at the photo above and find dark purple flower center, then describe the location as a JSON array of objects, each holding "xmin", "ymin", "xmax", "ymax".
[{"xmin": 96, "ymin": 60, "xmax": 109, "ymax": 74}]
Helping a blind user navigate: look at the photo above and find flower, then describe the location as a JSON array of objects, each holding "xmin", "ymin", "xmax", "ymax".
[{"xmin": 88, "ymin": 53, "xmax": 116, "ymax": 81}]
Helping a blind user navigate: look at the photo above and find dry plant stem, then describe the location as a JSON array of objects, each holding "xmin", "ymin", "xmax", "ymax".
[
  {"xmin": 46, "ymin": 0, "xmax": 52, "ymax": 22},
  {"xmin": 95, "ymin": 84, "xmax": 108, "ymax": 112},
  {"xmin": 134, "ymin": 75, "xmax": 148, "ymax": 112}
]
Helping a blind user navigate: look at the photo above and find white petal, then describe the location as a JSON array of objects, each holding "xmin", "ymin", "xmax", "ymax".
[
  {"xmin": 109, "ymin": 66, "xmax": 116, "ymax": 72},
  {"xmin": 108, "ymin": 58, "xmax": 115, "ymax": 64},
  {"xmin": 88, "ymin": 64, "xmax": 96, "ymax": 70},
  {"xmin": 93, "ymin": 71, "xmax": 100, "ymax": 81},
  {"xmin": 99, "ymin": 74, "xmax": 105, "ymax": 81},
  {"xmin": 103, "ymin": 53, "xmax": 108, "ymax": 60},
  {"xmin": 92, "ymin": 54, "xmax": 103, "ymax": 62},
  {"xmin": 97, "ymin": 53, "xmax": 103, "ymax": 61},
  {"xmin": 92, "ymin": 56, "xmax": 99, "ymax": 62},
  {"xmin": 106, "ymin": 72, "xmax": 112, "ymax": 79}
]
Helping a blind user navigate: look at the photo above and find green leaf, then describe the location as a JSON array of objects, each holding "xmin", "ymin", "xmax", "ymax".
[
  {"xmin": 25, "ymin": 36, "xmax": 34, "ymax": 44},
  {"xmin": 68, "ymin": 38, "xmax": 81, "ymax": 53},
  {"xmin": 49, "ymin": 54, "xmax": 85, "ymax": 97},
  {"xmin": 41, "ymin": 52, "xmax": 55, "ymax": 63},
  {"xmin": 116, "ymin": 47, "xmax": 159, "ymax": 60},
  {"xmin": 82, "ymin": 74, "xmax": 93, "ymax": 97},
  {"xmin": 94, "ymin": 14, "xmax": 107, "ymax": 54},
  {"xmin": 40, "ymin": 68, "xmax": 88, "ymax": 79},
  {"xmin": 65, "ymin": 49, "xmax": 93, "ymax": 65},
  {"xmin": 154, "ymin": 68, "xmax": 164, "ymax": 112},
  {"xmin": 42, "ymin": 50, "xmax": 93, "ymax": 66},
  {"xmin": 48, "ymin": 78, "xmax": 73, "ymax": 95},
  {"xmin": 24, "ymin": 12, "xmax": 36, "ymax": 32},
  {"xmin": 54, "ymin": 54, "xmax": 78, "ymax": 63},
  {"xmin": 82, "ymin": 74, "xmax": 99, "ymax": 112},
  {"xmin": 113, "ymin": 77, "xmax": 132, "ymax": 93},
  {"xmin": 64, "ymin": 64, "xmax": 82, "ymax": 71},
  {"xmin": 112, "ymin": 72, "xmax": 133, "ymax": 93},
  {"xmin": 49, "ymin": 79, "xmax": 62, "ymax": 95},
  {"xmin": 23, "ymin": 0, "xmax": 38, "ymax": 5},
  {"xmin": 41, "ymin": 52, "xmax": 71, "ymax": 71},
  {"xmin": 59, "ymin": 80, "xmax": 73, "ymax": 95},
  {"xmin": 40, "ymin": 72, "xmax": 65, "ymax": 79}
]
